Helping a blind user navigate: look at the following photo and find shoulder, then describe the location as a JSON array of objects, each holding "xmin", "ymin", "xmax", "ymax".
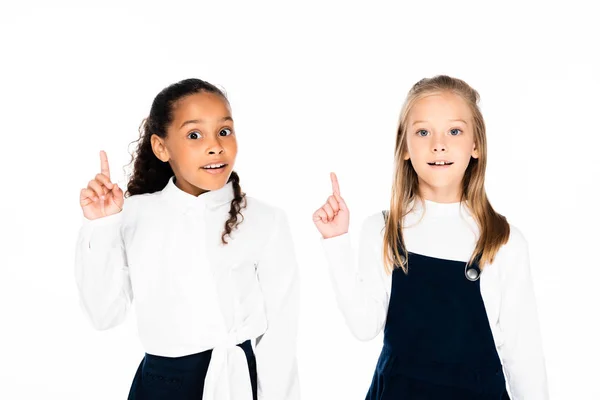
[
  {"xmin": 500, "ymin": 222, "xmax": 529, "ymax": 258},
  {"xmin": 244, "ymin": 195, "xmax": 281, "ymax": 215},
  {"xmin": 244, "ymin": 196, "xmax": 285, "ymax": 219},
  {"xmin": 494, "ymin": 222, "xmax": 532, "ymax": 281},
  {"xmin": 359, "ymin": 211, "xmax": 387, "ymax": 241},
  {"xmin": 243, "ymin": 196, "xmax": 289, "ymax": 232},
  {"xmin": 364, "ymin": 210, "xmax": 386, "ymax": 230},
  {"xmin": 123, "ymin": 191, "xmax": 159, "ymax": 209},
  {"xmin": 121, "ymin": 192, "xmax": 161, "ymax": 220}
]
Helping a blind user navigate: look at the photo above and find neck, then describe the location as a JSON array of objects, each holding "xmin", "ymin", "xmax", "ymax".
[
  {"xmin": 174, "ymin": 176, "xmax": 210, "ymax": 197},
  {"xmin": 418, "ymin": 182, "xmax": 462, "ymax": 203},
  {"xmin": 410, "ymin": 195, "xmax": 469, "ymax": 219}
]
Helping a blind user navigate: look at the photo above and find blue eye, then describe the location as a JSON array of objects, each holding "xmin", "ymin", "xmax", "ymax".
[
  {"xmin": 417, "ymin": 129, "xmax": 428, "ymax": 137},
  {"xmin": 220, "ymin": 128, "xmax": 232, "ymax": 136},
  {"xmin": 188, "ymin": 131, "xmax": 201, "ymax": 140},
  {"xmin": 450, "ymin": 128, "xmax": 462, "ymax": 136}
]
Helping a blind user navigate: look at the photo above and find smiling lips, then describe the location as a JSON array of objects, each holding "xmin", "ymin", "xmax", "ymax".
[
  {"xmin": 200, "ymin": 161, "xmax": 228, "ymax": 175},
  {"xmin": 202, "ymin": 162, "xmax": 227, "ymax": 169}
]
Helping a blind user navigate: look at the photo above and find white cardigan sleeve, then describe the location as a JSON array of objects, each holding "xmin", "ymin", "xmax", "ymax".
[
  {"xmin": 320, "ymin": 214, "xmax": 389, "ymax": 341},
  {"xmin": 498, "ymin": 225, "xmax": 549, "ymax": 399},
  {"xmin": 254, "ymin": 208, "xmax": 300, "ymax": 400},
  {"xmin": 74, "ymin": 208, "xmax": 132, "ymax": 331}
]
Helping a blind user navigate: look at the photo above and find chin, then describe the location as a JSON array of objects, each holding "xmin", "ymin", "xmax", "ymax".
[
  {"xmin": 419, "ymin": 175, "xmax": 456, "ymax": 189},
  {"xmin": 200, "ymin": 180, "xmax": 228, "ymax": 191},
  {"xmin": 198, "ymin": 172, "xmax": 232, "ymax": 190}
]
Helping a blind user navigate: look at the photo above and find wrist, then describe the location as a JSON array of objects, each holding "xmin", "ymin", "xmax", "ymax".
[{"xmin": 322, "ymin": 231, "xmax": 348, "ymax": 240}]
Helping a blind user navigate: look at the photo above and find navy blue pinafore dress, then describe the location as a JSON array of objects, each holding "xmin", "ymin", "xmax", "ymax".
[
  {"xmin": 127, "ymin": 339, "xmax": 257, "ymax": 400},
  {"xmin": 366, "ymin": 211, "xmax": 510, "ymax": 399}
]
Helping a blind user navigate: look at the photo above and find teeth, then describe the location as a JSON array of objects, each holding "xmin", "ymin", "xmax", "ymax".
[
  {"xmin": 432, "ymin": 161, "xmax": 451, "ymax": 165},
  {"xmin": 203, "ymin": 163, "xmax": 225, "ymax": 169}
]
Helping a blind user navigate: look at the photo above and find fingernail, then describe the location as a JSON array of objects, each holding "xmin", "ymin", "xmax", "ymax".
[{"xmin": 101, "ymin": 195, "xmax": 105, "ymax": 200}]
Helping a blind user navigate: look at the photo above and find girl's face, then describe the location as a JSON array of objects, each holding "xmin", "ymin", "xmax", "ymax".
[
  {"xmin": 152, "ymin": 92, "xmax": 238, "ymax": 196},
  {"xmin": 403, "ymin": 91, "xmax": 479, "ymax": 202}
]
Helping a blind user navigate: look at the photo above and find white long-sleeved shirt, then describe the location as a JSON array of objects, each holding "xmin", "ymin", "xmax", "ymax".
[
  {"xmin": 320, "ymin": 198, "xmax": 548, "ymax": 399},
  {"xmin": 74, "ymin": 175, "xmax": 300, "ymax": 400}
]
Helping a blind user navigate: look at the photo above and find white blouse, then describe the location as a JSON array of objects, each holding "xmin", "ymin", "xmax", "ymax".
[
  {"xmin": 74, "ymin": 175, "xmax": 300, "ymax": 400},
  {"xmin": 320, "ymin": 198, "xmax": 548, "ymax": 399}
]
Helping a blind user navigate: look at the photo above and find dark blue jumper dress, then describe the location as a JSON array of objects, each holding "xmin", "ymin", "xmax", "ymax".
[
  {"xmin": 366, "ymin": 211, "xmax": 510, "ymax": 399},
  {"xmin": 127, "ymin": 339, "xmax": 257, "ymax": 400}
]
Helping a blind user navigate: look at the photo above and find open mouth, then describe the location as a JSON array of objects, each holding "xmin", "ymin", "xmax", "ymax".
[
  {"xmin": 202, "ymin": 163, "xmax": 228, "ymax": 170},
  {"xmin": 427, "ymin": 161, "xmax": 454, "ymax": 166}
]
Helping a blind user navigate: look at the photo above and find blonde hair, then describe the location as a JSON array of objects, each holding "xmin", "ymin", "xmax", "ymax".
[{"xmin": 383, "ymin": 75, "xmax": 510, "ymax": 275}]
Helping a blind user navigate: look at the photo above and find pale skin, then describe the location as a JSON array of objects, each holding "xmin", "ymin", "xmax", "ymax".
[
  {"xmin": 313, "ymin": 91, "xmax": 478, "ymax": 239},
  {"xmin": 405, "ymin": 91, "xmax": 479, "ymax": 203},
  {"xmin": 80, "ymin": 92, "xmax": 238, "ymax": 220}
]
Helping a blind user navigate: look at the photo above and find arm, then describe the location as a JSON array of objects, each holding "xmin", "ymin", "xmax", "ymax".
[
  {"xmin": 320, "ymin": 214, "xmax": 389, "ymax": 341},
  {"xmin": 498, "ymin": 226, "xmax": 549, "ymax": 399},
  {"xmin": 74, "ymin": 209, "xmax": 132, "ymax": 331},
  {"xmin": 254, "ymin": 208, "xmax": 300, "ymax": 400}
]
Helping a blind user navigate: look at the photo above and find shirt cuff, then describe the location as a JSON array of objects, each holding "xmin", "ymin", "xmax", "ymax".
[
  {"xmin": 81, "ymin": 211, "xmax": 123, "ymax": 227},
  {"xmin": 79, "ymin": 212, "xmax": 124, "ymax": 251},
  {"xmin": 320, "ymin": 232, "xmax": 351, "ymax": 250}
]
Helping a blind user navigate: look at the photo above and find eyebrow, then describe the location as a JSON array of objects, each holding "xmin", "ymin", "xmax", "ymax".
[
  {"xmin": 180, "ymin": 116, "xmax": 233, "ymax": 129},
  {"xmin": 412, "ymin": 119, "xmax": 468, "ymax": 126}
]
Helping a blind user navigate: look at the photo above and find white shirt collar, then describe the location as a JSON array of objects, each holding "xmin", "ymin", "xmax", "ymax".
[{"xmin": 161, "ymin": 175, "xmax": 235, "ymax": 212}]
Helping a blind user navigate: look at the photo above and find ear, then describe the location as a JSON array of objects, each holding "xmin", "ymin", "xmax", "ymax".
[
  {"xmin": 151, "ymin": 134, "xmax": 170, "ymax": 162},
  {"xmin": 471, "ymin": 142, "xmax": 479, "ymax": 159},
  {"xmin": 471, "ymin": 141, "xmax": 479, "ymax": 158}
]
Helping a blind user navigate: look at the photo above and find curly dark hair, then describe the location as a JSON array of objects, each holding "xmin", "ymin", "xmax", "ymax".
[{"xmin": 124, "ymin": 78, "xmax": 247, "ymax": 244}]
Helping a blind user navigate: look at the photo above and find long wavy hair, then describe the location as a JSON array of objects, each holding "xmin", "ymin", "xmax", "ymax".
[
  {"xmin": 383, "ymin": 75, "xmax": 510, "ymax": 275},
  {"xmin": 124, "ymin": 78, "xmax": 247, "ymax": 245}
]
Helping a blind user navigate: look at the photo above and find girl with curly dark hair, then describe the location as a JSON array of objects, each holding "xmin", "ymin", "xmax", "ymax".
[{"xmin": 75, "ymin": 78, "xmax": 300, "ymax": 400}]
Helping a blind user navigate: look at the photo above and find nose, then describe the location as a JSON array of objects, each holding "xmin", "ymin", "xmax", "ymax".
[
  {"xmin": 206, "ymin": 137, "xmax": 225, "ymax": 155},
  {"xmin": 432, "ymin": 133, "xmax": 447, "ymax": 153}
]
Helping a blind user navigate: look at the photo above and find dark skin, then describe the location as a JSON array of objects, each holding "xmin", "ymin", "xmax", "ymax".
[
  {"xmin": 151, "ymin": 92, "xmax": 238, "ymax": 196},
  {"xmin": 80, "ymin": 92, "xmax": 238, "ymax": 220}
]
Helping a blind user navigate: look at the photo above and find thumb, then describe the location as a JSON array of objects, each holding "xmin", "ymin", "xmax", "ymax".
[
  {"xmin": 333, "ymin": 191, "xmax": 348, "ymax": 212},
  {"xmin": 112, "ymin": 184, "xmax": 124, "ymax": 206}
]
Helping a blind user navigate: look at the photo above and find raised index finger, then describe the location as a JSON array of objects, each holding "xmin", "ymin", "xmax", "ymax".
[
  {"xmin": 100, "ymin": 150, "xmax": 110, "ymax": 179},
  {"xmin": 330, "ymin": 172, "xmax": 340, "ymax": 195}
]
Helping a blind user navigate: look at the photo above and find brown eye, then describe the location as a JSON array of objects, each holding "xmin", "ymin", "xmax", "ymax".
[
  {"xmin": 187, "ymin": 131, "xmax": 201, "ymax": 139},
  {"xmin": 220, "ymin": 128, "xmax": 232, "ymax": 136}
]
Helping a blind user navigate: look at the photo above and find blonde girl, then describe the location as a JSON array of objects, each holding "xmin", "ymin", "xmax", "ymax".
[{"xmin": 313, "ymin": 75, "xmax": 548, "ymax": 399}]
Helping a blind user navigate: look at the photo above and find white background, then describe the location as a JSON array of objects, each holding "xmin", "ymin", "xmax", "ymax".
[{"xmin": 1, "ymin": 1, "xmax": 599, "ymax": 399}]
